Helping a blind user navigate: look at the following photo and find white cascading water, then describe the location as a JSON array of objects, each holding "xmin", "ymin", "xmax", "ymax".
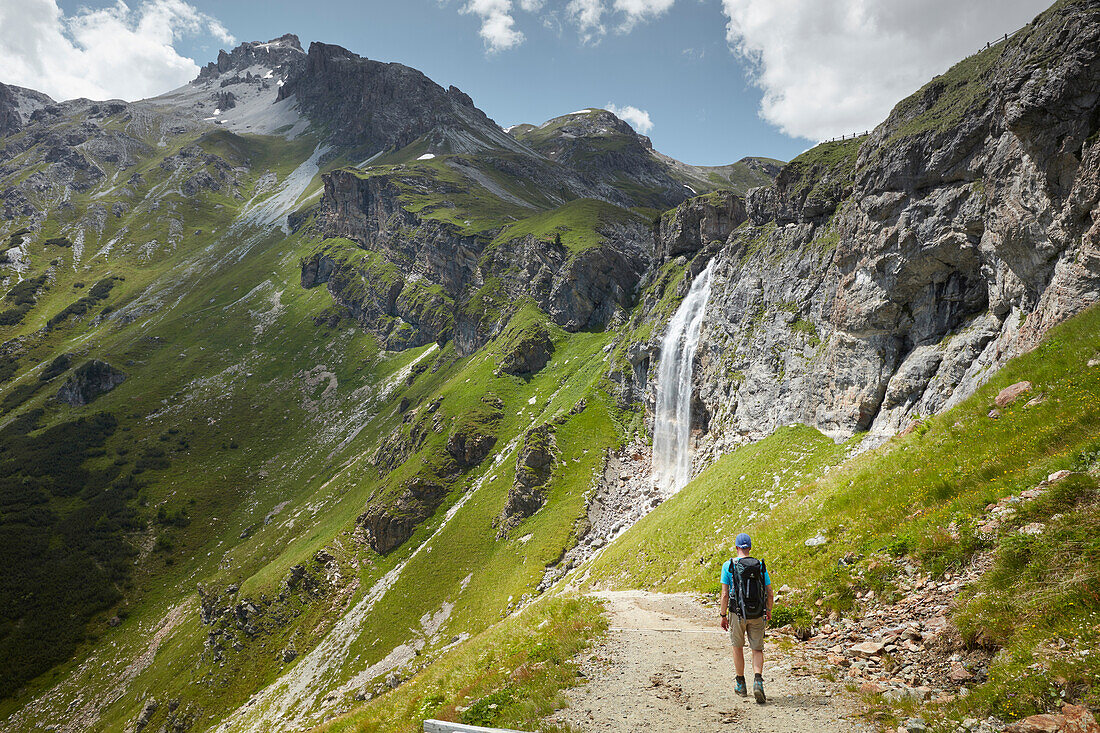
[{"xmin": 652, "ymin": 259, "xmax": 715, "ymax": 493}]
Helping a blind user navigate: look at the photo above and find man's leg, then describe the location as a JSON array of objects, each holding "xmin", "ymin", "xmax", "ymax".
[
  {"xmin": 730, "ymin": 620, "xmax": 748, "ymax": 696},
  {"xmin": 747, "ymin": 617, "xmax": 767, "ymax": 703}
]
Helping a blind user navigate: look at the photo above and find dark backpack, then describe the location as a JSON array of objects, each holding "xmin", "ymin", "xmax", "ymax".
[{"xmin": 728, "ymin": 557, "xmax": 767, "ymax": 619}]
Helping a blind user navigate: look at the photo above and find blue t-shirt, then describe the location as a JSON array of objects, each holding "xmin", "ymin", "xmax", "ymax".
[{"xmin": 722, "ymin": 558, "xmax": 771, "ymax": 587}]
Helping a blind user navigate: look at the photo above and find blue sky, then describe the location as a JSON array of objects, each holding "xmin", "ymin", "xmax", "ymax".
[
  {"xmin": 15, "ymin": 0, "xmax": 1053, "ymax": 167},
  {"xmin": 132, "ymin": 0, "xmax": 802, "ymax": 166}
]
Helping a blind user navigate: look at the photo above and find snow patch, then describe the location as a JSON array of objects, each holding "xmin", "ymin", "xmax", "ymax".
[{"xmin": 416, "ymin": 153, "xmax": 436, "ymax": 160}]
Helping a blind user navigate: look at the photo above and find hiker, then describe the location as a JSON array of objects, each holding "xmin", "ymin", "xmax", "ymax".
[{"xmin": 719, "ymin": 532, "xmax": 774, "ymax": 703}]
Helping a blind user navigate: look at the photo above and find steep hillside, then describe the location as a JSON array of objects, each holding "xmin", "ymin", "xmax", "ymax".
[
  {"xmin": 612, "ymin": 0, "xmax": 1100, "ymax": 468},
  {"xmin": 0, "ymin": 29, "xmax": 778, "ymax": 733},
  {"xmin": 1, "ymin": 1, "xmax": 1098, "ymax": 732},
  {"xmin": 583, "ymin": 298, "xmax": 1100, "ymax": 729}
]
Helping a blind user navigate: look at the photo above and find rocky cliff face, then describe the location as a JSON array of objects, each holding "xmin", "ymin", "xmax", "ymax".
[
  {"xmin": 278, "ymin": 41, "xmax": 522, "ymax": 155},
  {"xmin": 0, "ymin": 83, "xmax": 23, "ymax": 137},
  {"xmin": 304, "ymin": 167, "xmax": 651, "ymax": 354},
  {"xmin": 645, "ymin": 0, "xmax": 1100, "ymax": 461},
  {"xmin": 196, "ymin": 33, "xmax": 304, "ymax": 83}
]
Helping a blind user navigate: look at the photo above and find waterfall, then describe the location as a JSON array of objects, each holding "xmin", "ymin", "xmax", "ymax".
[{"xmin": 652, "ymin": 259, "xmax": 715, "ymax": 494}]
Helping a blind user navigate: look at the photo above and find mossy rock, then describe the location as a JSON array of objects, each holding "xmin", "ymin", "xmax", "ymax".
[
  {"xmin": 497, "ymin": 319, "xmax": 554, "ymax": 376},
  {"xmin": 55, "ymin": 359, "xmax": 126, "ymax": 406},
  {"xmin": 446, "ymin": 395, "xmax": 503, "ymax": 467}
]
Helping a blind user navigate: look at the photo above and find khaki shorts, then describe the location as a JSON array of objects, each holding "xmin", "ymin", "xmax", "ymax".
[{"xmin": 729, "ymin": 615, "xmax": 766, "ymax": 651}]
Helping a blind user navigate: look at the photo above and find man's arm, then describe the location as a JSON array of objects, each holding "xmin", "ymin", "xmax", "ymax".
[
  {"xmin": 765, "ymin": 583, "xmax": 774, "ymax": 621},
  {"xmin": 719, "ymin": 583, "xmax": 730, "ymax": 630}
]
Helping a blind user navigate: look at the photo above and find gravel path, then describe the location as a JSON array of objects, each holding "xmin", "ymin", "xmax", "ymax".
[{"xmin": 547, "ymin": 590, "xmax": 869, "ymax": 733}]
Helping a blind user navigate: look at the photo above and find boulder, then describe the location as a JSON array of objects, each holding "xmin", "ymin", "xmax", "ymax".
[
  {"xmin": 445, "ymin": 395, "xmax": 502, "ymax": 467},
  {"xmin": 446, "ymin": 428, "xmax": 497, "ymax": 467},
  {"xmin": 498, "ymin": 322, "xmax": 554, "ymax": 376},
  {"xmin": 1062, "ymin": 704, "xmax": 1100, "ymax": 733},
  {"xmin": 358, "ymin": 474, "xmax": 448, "ymax": 554}
]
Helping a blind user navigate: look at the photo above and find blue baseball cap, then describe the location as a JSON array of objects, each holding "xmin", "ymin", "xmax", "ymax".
[{"xmin": 735, "ymin": 533, "xmax": 752, "ymax": 549}]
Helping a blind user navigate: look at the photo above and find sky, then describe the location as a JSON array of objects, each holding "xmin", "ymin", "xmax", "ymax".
[{"xmin": 0, "ymin": 0, "xmax": 1052, "ymax": 166}]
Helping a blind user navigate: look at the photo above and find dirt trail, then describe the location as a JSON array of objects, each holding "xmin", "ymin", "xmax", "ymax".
[{"xmin": 547, "ymin": 591, "xmax": 869, "ymax": 733}]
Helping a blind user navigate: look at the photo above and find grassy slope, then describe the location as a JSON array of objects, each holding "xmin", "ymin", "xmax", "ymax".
[
  {"xmin": 317, "ymin": 595, "xmax": 606, "ymax": 733},
  {"xmin": 304, "ymin": 299, "xmax": 1100, "ymax": 733},
  {"xmin": 583, "ymin": 303, "xmax": 1100, "ymax": 723},
  {"xmin": 489, "ymin": 198, "xmax": 645, "ymax": 255},
  {"xmin": 0, "ymin": 105, "xmax": 646, "ymax": 732}
]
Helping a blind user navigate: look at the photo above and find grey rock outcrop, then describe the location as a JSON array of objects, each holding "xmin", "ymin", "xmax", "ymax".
[
  {"xmin": 498, "ymin": 424, "xmax": 556, "ymax": 535},
  {"xmin": 358, "ymin": 474, "xmax": 447, "ymax": 555},
  {"xmin": 645, "ymin": 0, "xmax": 1100, "ymax": 462},
  {"xmin": 656, "ymin": 190, "xmax": 747, "ymax": 261},
  {"xmin": 196, "ymin": 33, "xmax": 304, "ymax": 83},
  {"xmin": 55, "ymin": 360, "xmax": 126, "ymax": 406},
  {"xmin": 0, "ymin": 82, "xmax": 23, "ymax": 137},
  {"xmin": 512, "ymin": 109, "xmax": 693, "ymax": 210}
]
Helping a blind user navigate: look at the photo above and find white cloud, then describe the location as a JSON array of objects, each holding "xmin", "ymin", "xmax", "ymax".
[
  {"xmin": 567, "ymin": 0, "xmax": 606, "ymax": 43},
  {"xmin": 0, "ymin": 0, "xmax": 234, "ymax": 102},
  {"xmin": 721, "ymin": 0, "xmax": 1050, "ymax": 141},
  {"xmin": 614, "ymin": 0, "xmax": 675, "ymax": 32},
  {"xmin": 463, "ymin": 0, "xmax": 526, "ymax": 52},
  {"xmin": 606, "ymin": 102, "xmax": 653, "ymax": 134}
]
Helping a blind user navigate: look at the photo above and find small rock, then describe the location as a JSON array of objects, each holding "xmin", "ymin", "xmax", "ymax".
[
  {"xmin": 995, "ymin": 381, "xmax": 1032, "ymax": 408},
  {"xmin": 988, "ymin": 408, "xmax": 1001, "ymax": 419},
  {"xmin": 902, "ymin": 717, "xmax": 929, "ymax": 733},
  {"xmin": 1048, "ymin": 470, "xmax": 1073, "ymax": 484},
  {"xmin": 1005, "ymin": 714, "xmax": 1067, "ymax": 733},
  {"xmin": 805, "ymin": 534, "xmax": 827, "ymax": 547},
  {"xmin": 851, "ymin": 641, "xmax": 886, "ymax": 657},
  {"xmin": 949, "ymin": 661, "xmax": 973, "ymax": 681},
  {"xmin": 860, "ymin": 680, "xmax": 885, "ymax": 694},
  {"xmin": 1019, "ymin": 522, "xmax": 1046, "ymax": 536}
]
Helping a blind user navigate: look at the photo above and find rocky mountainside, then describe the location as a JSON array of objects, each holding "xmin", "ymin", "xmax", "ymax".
[
  {"xmin": 0, "ymin": 27, "xmax": 778, "ymax": 732},
  {"xmin": 1, "ymin": 2, "xmax": 1098, "ymax": 732},
  {"xmin": 625, "ymin": 0, "xmax": 1100, "ymax": 465}
]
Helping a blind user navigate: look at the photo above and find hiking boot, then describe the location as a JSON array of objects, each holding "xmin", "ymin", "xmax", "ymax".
[
  {"xmin": 734, "ymin": 678, "xmax": 747, "ymax": 696},
  {"xmin": 753, "ymin": 678, "xmax": 766, "ymax": 704}
]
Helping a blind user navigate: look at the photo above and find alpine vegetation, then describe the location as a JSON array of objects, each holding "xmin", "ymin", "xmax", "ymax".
[{"xmin": 1, "ymin": 1, "xmax": 1099, "ymax": 732}]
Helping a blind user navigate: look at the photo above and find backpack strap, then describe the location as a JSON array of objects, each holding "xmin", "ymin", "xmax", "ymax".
[{"xmin": 732, "ymin": 557, "xmax": 748, "ymax": 620}]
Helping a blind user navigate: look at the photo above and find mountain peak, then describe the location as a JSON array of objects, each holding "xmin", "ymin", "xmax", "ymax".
[
  {"xmin": 276, "ymin": 41, "xmax": 516, "ymax": 153},
  {"xmin": 194, "ymin": 34, "xmax": 305, "ymax": 84}
]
